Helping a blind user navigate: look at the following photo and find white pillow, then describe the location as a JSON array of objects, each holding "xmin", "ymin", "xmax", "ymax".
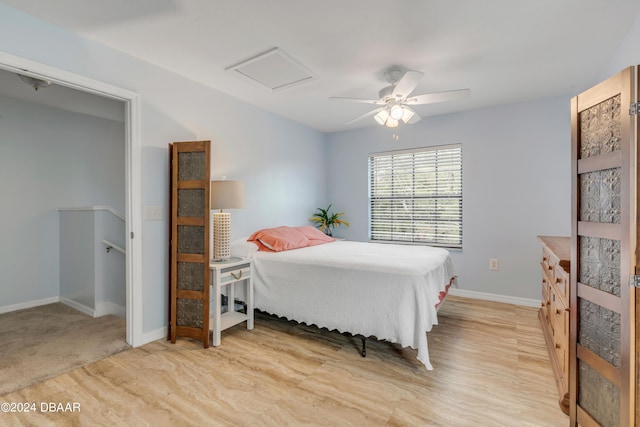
[{"xmin": 230, "ymin": 237, "xmax": 259, "ymax": 259}]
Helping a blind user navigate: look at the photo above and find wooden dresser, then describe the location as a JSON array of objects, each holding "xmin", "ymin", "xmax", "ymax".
[{"xmin": 537, "ymin": 235, "xmax": 570, "ymax": 415}]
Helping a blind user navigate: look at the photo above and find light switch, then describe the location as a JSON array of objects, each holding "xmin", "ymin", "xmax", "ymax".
[{"xmin": 144, "ymin": 205, "xmax": 163, "ymax": 221}]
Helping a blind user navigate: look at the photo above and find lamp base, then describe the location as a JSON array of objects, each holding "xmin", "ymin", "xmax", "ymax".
[{"xmin": 213, "ymin": 212, "xmax": 231, "ymax": 260}]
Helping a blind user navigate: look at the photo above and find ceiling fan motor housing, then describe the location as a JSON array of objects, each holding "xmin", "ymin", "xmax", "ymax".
[
  {"xmin": 383, "ymin": 68, "xmax": 404, "ymax": 85},
  {"xmin": 378, "ymin": 85, "xmax": 396, "ymax": 102}
]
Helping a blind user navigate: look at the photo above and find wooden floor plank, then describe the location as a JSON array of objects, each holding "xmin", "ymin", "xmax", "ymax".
[{"xmin": 0, "ymin": 296, "xmax": 568, "ymax": 426}]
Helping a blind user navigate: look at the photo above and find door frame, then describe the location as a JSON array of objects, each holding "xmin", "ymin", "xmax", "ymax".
[{"xmin": 0, "ymin": 51, "xmax": 143, "ymax": 347}]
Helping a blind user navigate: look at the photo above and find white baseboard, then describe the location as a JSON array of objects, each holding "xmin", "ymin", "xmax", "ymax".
[
  {"xmin": 95, "ymin": 301, "xmax": 126, "ymax": 318},
  {"xmin": 1, "ymin": 296, "xmax": 127, "ymax": 320},
  {"xmin": 141, "ymin": 326, "xmax": 168, "ymax": 345},
  {"xmin": 0, "ymin": 296, "xmax": 60, "ymax": 314},
  {"xmin": 449, "ymin": 288, "xmax": 540, "ymax": 308},
  {"xmin": 59, "ymin": 297, "xmax": 95, "ymax": 317}
]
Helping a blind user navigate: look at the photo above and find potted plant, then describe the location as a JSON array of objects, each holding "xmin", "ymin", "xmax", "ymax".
[{"xmin": 309, "ymin": 204, "xmax": 350, "ymax": 236}]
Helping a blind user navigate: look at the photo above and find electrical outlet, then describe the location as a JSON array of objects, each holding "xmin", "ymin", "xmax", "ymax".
[
  {"xmin": 144, "ymin": 205, "xmax": 163, "ymax": 221},
  {"xmin": 489, "ymin": 258, "xmax": 499, "ymax": 271}
]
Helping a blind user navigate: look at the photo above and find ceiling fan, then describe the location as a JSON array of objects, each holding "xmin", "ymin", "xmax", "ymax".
[{"xmin": 330, "ymin": 68, "xmax": 470, "ymax": 128}]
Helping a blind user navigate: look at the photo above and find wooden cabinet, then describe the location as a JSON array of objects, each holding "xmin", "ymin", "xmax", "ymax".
[
  {"xmin": 168, "ymin": 140, "xmax": 211, "ymax": 347},
  {"xmin": 570, "ymin": 67, "xmax": 636, "ymax": 426},
  {"xmin": 538, "ymin": 235, "xmax": 570, "ymax": 415}
]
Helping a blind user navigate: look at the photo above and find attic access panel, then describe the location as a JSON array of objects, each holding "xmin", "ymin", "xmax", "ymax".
[{"xmin": 226, "ymin": 47, "xmax": 314, "ymax": 91}]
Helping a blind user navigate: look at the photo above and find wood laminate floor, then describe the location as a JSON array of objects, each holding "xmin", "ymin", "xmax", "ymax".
[{"xmin": 1, "ymin": 296, "xmax": 568, "ymax": 426}]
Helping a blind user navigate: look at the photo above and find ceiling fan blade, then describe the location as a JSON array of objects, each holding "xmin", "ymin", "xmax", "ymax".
[
  {"xmin": 391, "ymin": 70, "xmax": 424, "ymax": 98},
  {"xmin": 405, "ymin": 89, "xmax": 471, "ymax": 105},
  {"xmin": 345, "ymin": 108, "xmax": 383, "ymax": 125},
  {"xmin": 329, "ymin": 96, "xmax": 385, "ymax": 105}
]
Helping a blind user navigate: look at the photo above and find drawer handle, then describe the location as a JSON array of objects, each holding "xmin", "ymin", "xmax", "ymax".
[
  {"xmin": 230, "ymin": 271, "xmax": 243, "ymax": 280},
  {"xmin": 555, "ymin": 343, "xmax": 561, "ymax": 349}
]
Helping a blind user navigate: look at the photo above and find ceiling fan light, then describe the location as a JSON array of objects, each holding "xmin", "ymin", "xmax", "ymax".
[
  {"xmin": 385, "ymin": 118, "xmax": 399, "ymax": 128},
  {"xmin": 401, "ymin": 108, "xmax": 415, "ymax": 123},
  {"xmin": 390, "ymin": 105, "xmax": 404, "ymax": 120},
  {"xmin": 374, "ymin": 109, "xmax": 389, "ymax": 125}
]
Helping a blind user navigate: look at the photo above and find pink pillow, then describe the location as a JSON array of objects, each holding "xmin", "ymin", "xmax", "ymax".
[
  {"xmin": 294, "ymin": 226, "xmax": 336, "ymax": 246},
  {"xmin": 248, "ymin": 226, "xmax": 310, "ymax": 252}
]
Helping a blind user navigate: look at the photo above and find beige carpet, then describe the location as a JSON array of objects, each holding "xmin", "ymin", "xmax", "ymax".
[{"xmin": 0, "ymin": 302, "xmax": 130, "ymax": 396}]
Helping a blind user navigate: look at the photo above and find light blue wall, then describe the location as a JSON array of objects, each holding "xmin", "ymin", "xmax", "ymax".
[
  {"xmin": 326, "ymin": 96, "xmax": 571, "ymax": 300},
  {"xmin": 59, "ymin": 210, "xmax": 96, "ymax": 309},
  {"xmin": 0, "ymin": 4, "xmax": 328, "ymax": 334},
  {"xmin": 598, "ymin": 13, "xmax": 640, "ymax": 81},
  {"xmin": 2, "ymin": 2, "xmax": 637, "ymax": 325},
  {"xmin": 323, "ymin": 5, "xmax": 640, "ymax": 304},
  {"xmin": 0, "ymin": 96, "xmax": 125, "ymax": 308}
]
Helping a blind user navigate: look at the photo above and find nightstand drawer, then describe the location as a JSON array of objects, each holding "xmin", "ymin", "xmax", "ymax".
[{"xmin": 219, "ymin": 264, "xmax": 251, "ymax": 284}]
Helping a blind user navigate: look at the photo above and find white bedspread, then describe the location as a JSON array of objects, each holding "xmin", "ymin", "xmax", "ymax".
[{"xmin": 250, "ymin": 240, "xmax": 456, "ymax": 369}]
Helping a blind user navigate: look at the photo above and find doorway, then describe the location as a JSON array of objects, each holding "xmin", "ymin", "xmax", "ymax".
[{"xmin": 0, "ymin": 51, "xmax": 142, "ymax": 347}]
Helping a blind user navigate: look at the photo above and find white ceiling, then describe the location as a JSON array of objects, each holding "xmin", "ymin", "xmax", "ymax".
[{"xmin": 2, "ymin": 0, "xmax": 639, "ymax": 133}]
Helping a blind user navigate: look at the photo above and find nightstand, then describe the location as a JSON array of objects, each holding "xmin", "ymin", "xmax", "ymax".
[{"xmin": 209, "ymin": 257, "xmax": 254, "ymax": 346}]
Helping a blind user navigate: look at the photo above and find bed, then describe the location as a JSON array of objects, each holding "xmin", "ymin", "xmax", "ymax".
[{"xmin": 231, "ymin": 226, "xmax": 457, "ymax": 370}]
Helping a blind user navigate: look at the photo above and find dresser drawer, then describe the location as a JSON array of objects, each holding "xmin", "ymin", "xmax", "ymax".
[
  {"xmin": 549, "ymin": 285, "xmax": 569, "ymax": 376},
  {"xmin": 553, "ymin": 267, "xmax": 569, "ymax": 304},
  {"xmin": 541, "ymin": 247, "xmax": 555, "ymax": 275},
  {"xmin": 542, "ymin": 246, "xmax": 569, "ymax": 305},
  {"xmin": 550, "ymin": 288, "xmax": 568, "ymax": 339},
  {"xmin": 543, "ymin": 244, "xmax": 563, "ymax": 270},
  {"xmin": 541, "ymin": 274, "xmax": 551, "ymax": 322}
]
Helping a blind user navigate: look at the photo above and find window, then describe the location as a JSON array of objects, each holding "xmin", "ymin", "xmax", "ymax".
[{"xmin": 368, "ymin": 144, "xmax": 462, "ymax": 248}]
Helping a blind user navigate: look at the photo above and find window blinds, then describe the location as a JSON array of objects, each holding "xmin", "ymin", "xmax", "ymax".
[{"xmin": 368, "ymin": 144, "xmax": 462, "ymax": 248}]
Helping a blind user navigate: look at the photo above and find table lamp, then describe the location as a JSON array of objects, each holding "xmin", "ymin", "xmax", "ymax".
[{"xmin": 210, "ymin": 179, "xmax": 246, "ymax": 261}]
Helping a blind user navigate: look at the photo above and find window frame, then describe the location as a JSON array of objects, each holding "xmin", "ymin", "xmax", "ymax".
[{"xmin": 367, "ymin": 143, "xmax": 463, "ymax": 249}]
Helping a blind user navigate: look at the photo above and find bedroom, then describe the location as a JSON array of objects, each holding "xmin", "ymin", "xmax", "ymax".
[{"xmin": 0, "ymin": 1, "xmax": 639, "ymax": 425}]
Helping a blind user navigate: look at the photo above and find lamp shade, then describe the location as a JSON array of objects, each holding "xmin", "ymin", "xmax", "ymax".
[
  {"xmin": 210, "ymin": 180, "xmax": 246, "ymax": 210},
  {"xmin": 374, "ymin": 109, "xmax": 390, "ymax": 125},
  {"xmin": 401, "ymin": 107, "xmax": 415, "ymax": 123},
  {"xmin": 385, "ymin": 118, "xmax": 399, "ymax": 128}
]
